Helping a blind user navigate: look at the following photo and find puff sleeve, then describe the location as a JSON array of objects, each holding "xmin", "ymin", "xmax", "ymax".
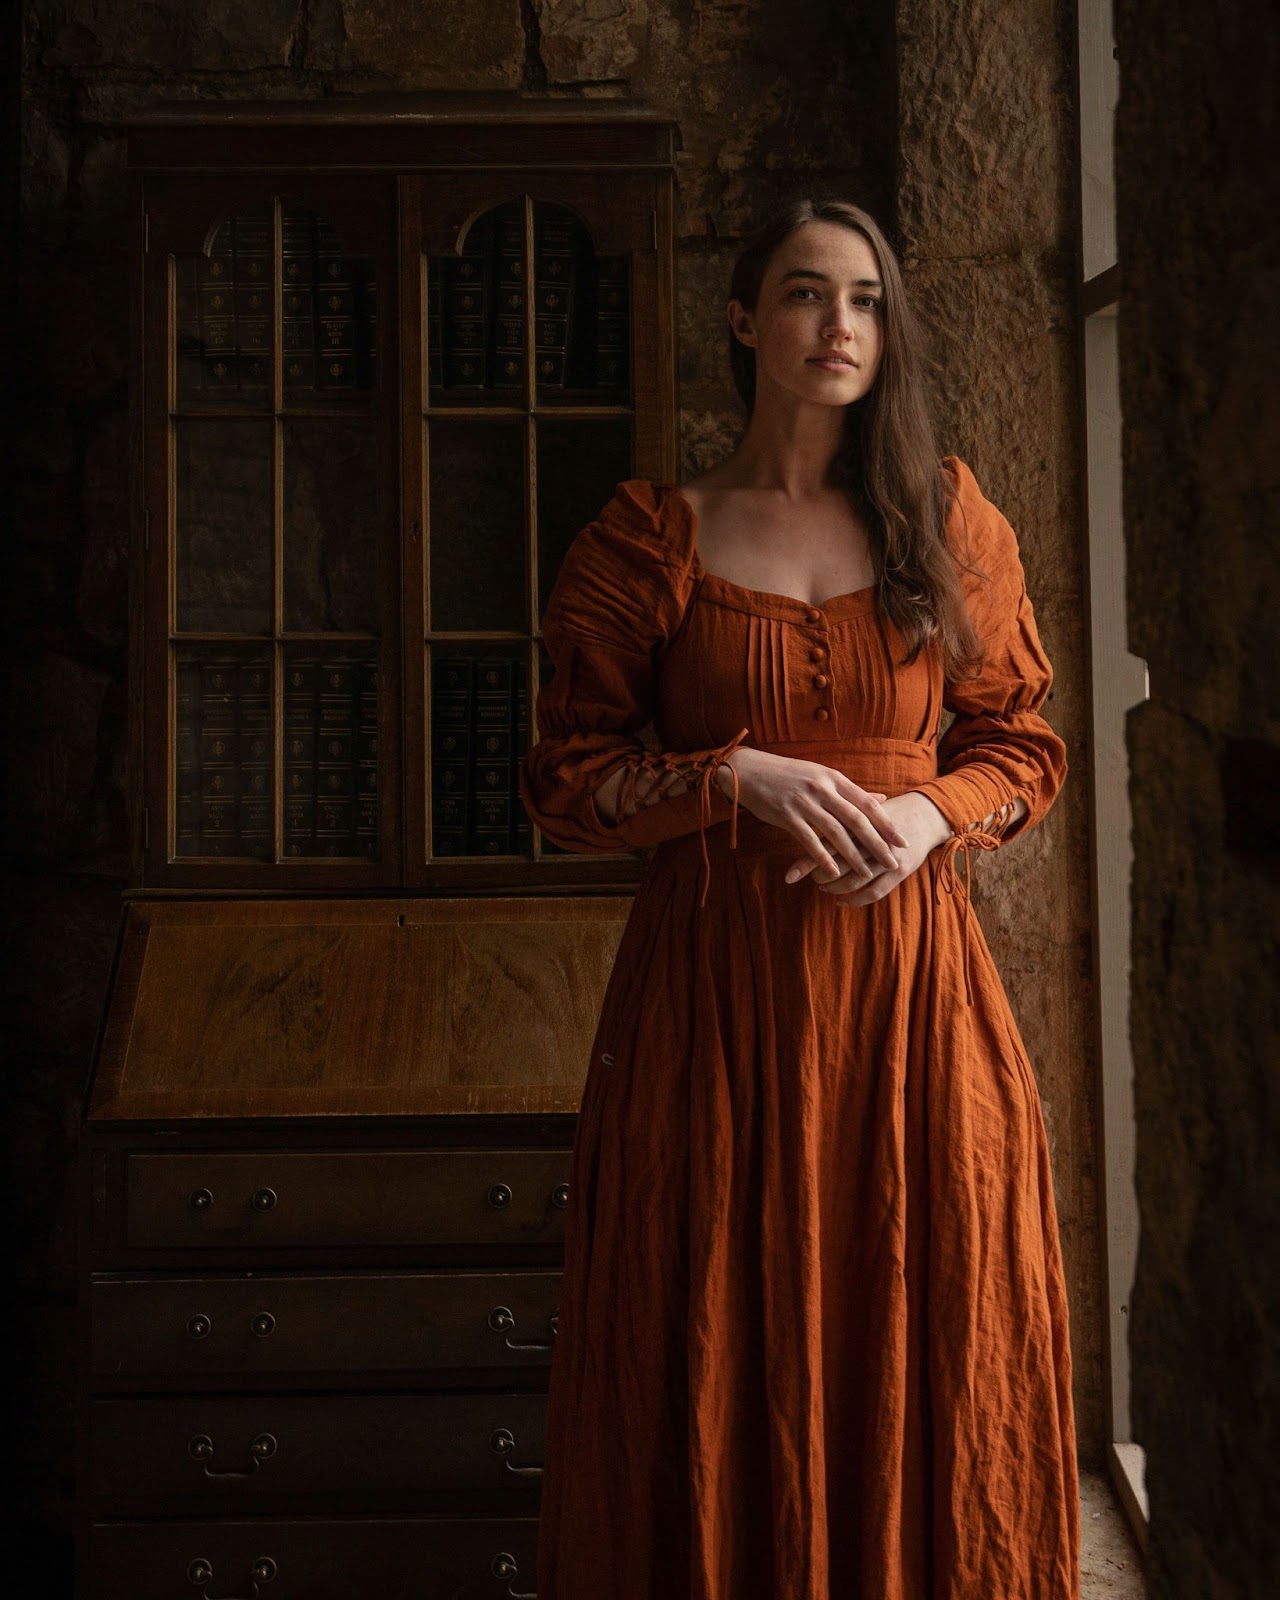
[
  {"xmin": 518, "ymin": 480, "xmax": 750, "ymax": 901},
  {"xmin": 909, "ymin": 456, "xmax": 1068, "ymax": 846}
]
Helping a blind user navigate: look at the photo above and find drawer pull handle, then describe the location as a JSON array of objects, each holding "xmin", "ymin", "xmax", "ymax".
[
  {"xmin": 551, "ymin": 1183, "xmax": 570, "ymax": 1209},
  {"xmin": 187, "ymin": 1431, "xmax": 277, "ymax": 1479},
  {"xmin": 487, "ymin": 1183, "xmax": 512, "ymax": 1208},
  {"xmin": 189, "ymin": 1188, "xmax": 214, "ymax": 1212},
  {"xmin": 487, "ymin": 1305, "xmax": 557, "ymax": 1352},
  {"xmin": 250, "ymin": 1312, "xmax": 276, "ymax": 1338},
  {"xmin": 186, "ymin": 1554, "xmax": 277, "ymax": 1595},
  {"xmin": 250, "ymin": 1187, "xmax": 277, "ymax": 1213},
  {"xmin": 490, "ymin": 1551, "xmax": 537, "ymax": 1598},
  {"xmin": 489, "ymin": 1427, "xmax": 543, "ymax": 1476},
  {"xmin": 186, "ymin": 1314, "xmax": 212, "ymax": 1340}
]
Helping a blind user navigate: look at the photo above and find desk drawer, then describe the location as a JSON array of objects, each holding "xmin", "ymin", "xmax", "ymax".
[
  {"xmin": 124, "ymin": 1149, "xmax": 572, "ymax": 1250},
  {"xmin": 88, "ymin": 1516, "xmax": 540, "ymax": 1599},
  {"xmin": 91, "ymin": 1270, "xmax": 560, "ymax": 1378},
  {"xmin": 90, "ymin": 1392, "xmax": 548, "ymax": 1511}
]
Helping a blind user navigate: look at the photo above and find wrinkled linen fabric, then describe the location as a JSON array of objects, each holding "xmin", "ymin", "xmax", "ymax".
[{"xmin": 517, "ymin": 457, "xmax": 1079, "ymax": 1600}]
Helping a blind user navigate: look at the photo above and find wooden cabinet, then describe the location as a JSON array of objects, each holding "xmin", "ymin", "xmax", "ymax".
[{"xmin": 80, "ymin": 95, "xmax": 675, "ymax": 1598}]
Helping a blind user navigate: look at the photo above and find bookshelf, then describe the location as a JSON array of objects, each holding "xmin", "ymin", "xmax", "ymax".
[{"xmin": 77, "ymin": 98, "xmax": 677, "ymax": 1599}]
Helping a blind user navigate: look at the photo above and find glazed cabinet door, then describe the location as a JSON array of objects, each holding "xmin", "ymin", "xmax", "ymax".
[
  {"xmin": 400, "ymin": 172, "xmax": 675, "ymax": 889},
  {"xmin": 138, "ymin": 175, "xmax": 401, "ymax": 887}
]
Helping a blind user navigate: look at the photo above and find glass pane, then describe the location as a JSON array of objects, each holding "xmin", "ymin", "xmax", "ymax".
[
  {"xmin": 174, "ymin": 417, "xmax": 273, "ymax": 633},
  {"xmin": 428, "ymin": 420, "xmax": 527, "ymax": 632},
  {"xmin": 281, "ymin": 204, "xmax": 377, "ymax": 402},
  {"xmin": 283, "ymin": 416, "xmax": 381, "ymax": 633},
  {"xmin": 536, "ymin": 418, "xmax": 634, "ymax": 620},
  {"xmin": 429, "ymin": 643, "xmax": 531, "ymax": 859},
  {"xmin": 175, "ymin": 207, "xmax": 273, "ymax": 409},
  {"xmin": 175, "ymin": 649, "xmax": 272, "ymax": 859},
  {"xmin": 282, "ymin": 651, "xmax": 379, "ymax": 860},
  {"xmin": 532, "ymin": 201, "xmax": 631, "ymax": 405},
  {"xmin": 427, "ymin": 198, "xmax": 526, "ymax": 405}
]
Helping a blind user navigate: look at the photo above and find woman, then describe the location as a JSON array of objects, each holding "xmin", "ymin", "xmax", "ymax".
[{"xmin": 518, "ymin": 198, "xmax": 1078, "ymax": 1600}]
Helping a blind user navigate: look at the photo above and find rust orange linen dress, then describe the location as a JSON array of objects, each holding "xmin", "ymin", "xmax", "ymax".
[{"xmin": 517, "ymin": 456, "xmax": 1079, "ymax": 1600}]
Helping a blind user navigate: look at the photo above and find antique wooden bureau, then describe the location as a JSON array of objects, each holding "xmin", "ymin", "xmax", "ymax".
[{"xmin": 77, "ymin": 95, "xmax": 675, "ymax": 1598}]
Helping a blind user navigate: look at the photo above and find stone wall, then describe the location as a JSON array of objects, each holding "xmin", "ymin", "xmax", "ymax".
[
  {"xmin": 1115, "ymin": 0, "xmax": 1280, "ymax": 1592},
  {"xmin": 10, "ymin": 0, "xmax": 1102, "ymax": 1580},
  {"xmin": 894, "ymin": 0, "xmax": 1104, "ymax": 1458}
]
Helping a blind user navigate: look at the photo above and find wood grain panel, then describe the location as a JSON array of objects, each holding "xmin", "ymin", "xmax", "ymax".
[{"xmin": 89, "ymin": 897, "xmax": 629, "ymax": 1119}]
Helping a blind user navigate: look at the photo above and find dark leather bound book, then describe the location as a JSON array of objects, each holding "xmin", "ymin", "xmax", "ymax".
[
  {"xmin": 534, "ymin": 207, "xmax": 576, "ymax": 390},
  {"xmin": 431, "ymin": 653, "xmax": 474, "ymax": 856},
  {"xmin": 237, "ymin": 661, "xmax": 271, "ymax": 858},
  {"xmin": 492, "ymin": 199, "xmax": 527, "ymax": 393},
  {"xmin": 314, "ymin": 659, "xmax": 358, "ymax": 855},
  {"xmin": 284, "ymin": 660, "xmax": 319, "ymax": 857},
  {"xmin": 442, "ymin": 213, "xmax": 494, "ymax": 390},
  {"xmin": 594, "ymin": 255, "xmax": 630, "ymax": 393},
  {"xmin": 470, "ymin": 656, "xmax": 515, "ymax": 856},
  {"xmin": 355, "ymin": 660, "xmax": 379, "ymax": 860},
  {"xmin": 512, "ymin": 656, "xmax": 531, "ymax": 854}
]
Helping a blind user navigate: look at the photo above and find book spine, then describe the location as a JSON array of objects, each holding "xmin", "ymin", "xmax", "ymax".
[
  {"xmin": 175, "ymin": 661, "xmax": 198, "ymax": 855},
  {"xmin": 233, "ymin": 212, "xmax": 271, "ymax": 392},
  {"xmin": 595, "ymin": 255, "xmax": 629, "ymax": 392},
  {"xmin": 282, "ymin": 209, "xmax": 317, "ymax": 391},
  {"xmin": 534, "ymin": 209, "xmax": 576, "ymax": 390},
  {"xmin": 315, "ymin": 218, "xmax": 356, "ymax": 395},
  {"xmin": 442, "ymin": 212, "xmax": 492, "ymax": 390},
  {"xmin": 200, "ymin": 225, "xmax": 237, "ymax": 396},
  {"xmin": 492, "ymin": 200, "xmax": 526, "ymax": 393},
  {"xmin": 196, "ymin": 662, "xmax": 238, "ymax": 856},
  {"xmin": 236, "ymin": 661, "xmax": 272, "ymax": 858},
  {"xmin": 427, "ymin": 260, "xmax": 444, "ymax": 389},
  {"xmin": 356, "ymin": 659, "xmax": 379, "ymax": 860},
  {"xmin": 314, "ymin": 659, "xmax": 357, "ymax": 855},
  {"xmin": 431, "ymin": 654, "xmax": 474, "ymax": 855},
  {"xmin": 283, "ymin": 661, "xmax": 318, "ymax": 857},
  {"xmin": 512, "ymin": 655, "xmax": 531, "ymax": 854},
  {"xmin": 470, "ymin": 656, "xmax": 514, "ymax": 857}
]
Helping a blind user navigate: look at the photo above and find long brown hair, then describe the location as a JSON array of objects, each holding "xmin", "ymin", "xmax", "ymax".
[{"xmin": 727, "ymin": 198, "xmax": 984, "ymax": 679}]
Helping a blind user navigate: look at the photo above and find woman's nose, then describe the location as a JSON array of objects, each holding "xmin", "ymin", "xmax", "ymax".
[{"xmin": 823, "ymin": 300, "xmax": 857, "ymax": 336}]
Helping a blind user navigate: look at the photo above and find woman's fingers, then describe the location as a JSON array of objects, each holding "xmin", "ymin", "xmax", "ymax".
[{"xmin": 835, "ymin": 776, "xmax": 910, "ymax": 849}]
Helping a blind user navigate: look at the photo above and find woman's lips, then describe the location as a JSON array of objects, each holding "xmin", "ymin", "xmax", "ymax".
[{"xmin": 807, "ymin": 356, "xmax": 857, "ymax": 370}]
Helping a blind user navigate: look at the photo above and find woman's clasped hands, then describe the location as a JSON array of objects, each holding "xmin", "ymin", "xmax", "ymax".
[{"xmin": 712, "ymin": 746, "xmax": 954, "ymax": 906}]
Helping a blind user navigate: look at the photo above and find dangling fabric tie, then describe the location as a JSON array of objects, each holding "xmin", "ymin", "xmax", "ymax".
[
  {"xmin": 931, "ymin": 799, "xmax": 1021, "ymax": 1006},
  {"xmin": 616, "ymin": 726, "xmax": 750, "ymax": 908}
]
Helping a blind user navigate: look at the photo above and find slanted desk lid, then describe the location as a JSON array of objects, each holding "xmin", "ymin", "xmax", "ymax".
[{"xmin": 88, "ymin": 897, "xmax": 628, "ymax": 1122}]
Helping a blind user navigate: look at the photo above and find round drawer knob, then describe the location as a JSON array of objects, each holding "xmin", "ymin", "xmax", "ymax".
[
  {"xmin": 251, "ymin": 1432, "xmax": 278, "ymax": 1460},
  {"xmin": 187, "ymin": 1557, "xmax": 213, "ymax": 1585},
  {"xmin": 188, "ymin": 1435, "xmax": 214, "ymax": 1462},
  {"xmin": 250, "ymin": 1187, "xmax": 277, "ymax": 1212},
  {"xmin": 188, "ymin": 1188, "xmax": 213, "ymax": 1212},
  {"xmin": 250, "ymin": 1557, "xmax": 278, "ymax": 1583},
  {"xmin": 491, "ymin": 1553, "xmax": 519, "ymax": 1580},
  {"xmin": 185, "ymin": 1314, "xmax": 212, "ymax": 1340},
  {"xmin": 488, "ymin": 1305, "xmax": 515, "ymax": 1332},
  {"xmin": 551, "ymin": 1183, "xmax": 570, "ymax": 1209},
  {"xmin": 250, "ymin": 1312, "xmax": 276, "ymax": 1338},
  {"xmin": 487, "ymin": 1183, "xmax": 512, "ymax": 1208}
]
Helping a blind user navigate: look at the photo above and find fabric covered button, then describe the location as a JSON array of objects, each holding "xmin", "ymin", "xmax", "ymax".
[
  {"xmin": 805, "ymin": 607, "xmax": 822, "ymax": 624},
  {"xmin": 809, "ymin": 646, "xmax": 826, "ymax": 662},
  {"xmin": 813, "ymin": 673, "xmax": 829, "ymax": 689},
  {"xmin": 814, "ymin": 707, "xmax": 830, "ymax": 721}
]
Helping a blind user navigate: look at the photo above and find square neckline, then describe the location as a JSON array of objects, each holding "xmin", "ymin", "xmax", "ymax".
[{"xmin": 657, "ymin": 482, "xmax": 880, "ymax": 622}]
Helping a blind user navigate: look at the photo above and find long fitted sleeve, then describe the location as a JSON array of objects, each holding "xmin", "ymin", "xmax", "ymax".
[
  {"xmin": 910, "ymin": 455, "xmax": 1068, "ymax": 847},
  {"xmin": 519, "ymin": 481, "xmax": 750, "ymax": 895}
]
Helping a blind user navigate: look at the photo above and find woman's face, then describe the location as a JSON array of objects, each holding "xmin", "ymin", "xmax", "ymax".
[{"xmin": 729, "ymin": 219, "xmax": 885, "ymax": 408}]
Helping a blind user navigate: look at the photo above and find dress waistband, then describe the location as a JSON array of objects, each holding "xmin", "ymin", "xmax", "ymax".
[{"xmin": 625, "ymin": 727, "xmax": 1011, "ymax": 1009}]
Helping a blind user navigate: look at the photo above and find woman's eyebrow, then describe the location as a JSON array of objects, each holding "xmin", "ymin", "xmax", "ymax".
[{"xmin": 778, "ymin": 267, "xmax": 884, "ymax": 289}]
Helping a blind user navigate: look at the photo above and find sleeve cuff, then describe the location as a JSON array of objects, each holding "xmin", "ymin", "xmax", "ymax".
[{"xmin": 910, "ymin": 767, "xmax": 1030, "ymax": 843}]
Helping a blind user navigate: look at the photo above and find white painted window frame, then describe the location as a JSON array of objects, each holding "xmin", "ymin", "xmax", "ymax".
[{"xmin": 1076, "ymin": 0, "xmax": 1150, "ymax": 1549}]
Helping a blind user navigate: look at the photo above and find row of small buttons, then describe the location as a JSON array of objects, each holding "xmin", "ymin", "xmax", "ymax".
[{"xmin": 807, "ymin": 618, "xmax": 831, "ymax": 720}]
